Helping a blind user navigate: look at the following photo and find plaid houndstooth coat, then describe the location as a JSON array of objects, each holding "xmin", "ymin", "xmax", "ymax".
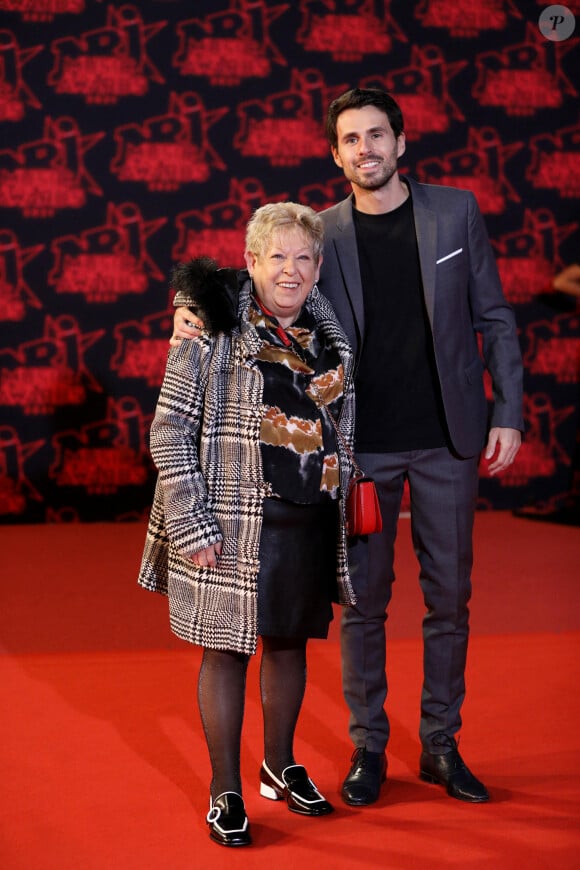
[{"xmin": 138, "ymin": 271, "xmax": 356, "ymax": 655}]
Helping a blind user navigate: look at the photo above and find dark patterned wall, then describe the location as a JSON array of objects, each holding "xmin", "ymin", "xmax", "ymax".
[{"xmin": 0, "ymin": 0, "xmax": 578, "ymax": 523}]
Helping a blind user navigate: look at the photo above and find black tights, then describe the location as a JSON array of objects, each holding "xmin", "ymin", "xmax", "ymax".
[{"xmin": 197, "ymin": 636, "xmax": 307, "ymax": 799}]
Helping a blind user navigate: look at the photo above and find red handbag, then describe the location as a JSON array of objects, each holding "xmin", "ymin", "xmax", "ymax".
[
  {"xmin": 347, "ymin": 475, "xmax": 383, "ymax": 536},
  {"xmin": 312, "ymin": 385, "xmax": 382, "ymax": 537}
]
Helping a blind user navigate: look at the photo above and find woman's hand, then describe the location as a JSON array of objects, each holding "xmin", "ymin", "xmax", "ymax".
[
  {"xmin": 189, "ymin": 541, "xmax": 222, "ymax": 567},
  {"xmin": 170, "ymin": 306, "xmax": 206, "ymax": 346}
]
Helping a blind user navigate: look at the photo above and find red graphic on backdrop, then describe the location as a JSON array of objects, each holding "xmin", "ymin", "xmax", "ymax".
[
  {"xmin": 473, "ymin": 25, "xmax": 578, "ymax": 116},
  {"xmin": 416, "ymin": 127, "xmax": 522, "ymax": 213},
  {"xmin": 481, "ymin": 368, "xmax": 493, "ymax": 404},
  {"xmin": 0, "ymin": 0, "xmax": 84, "ymax": 23},
  {"xmin": 524, "ymin": 313, "xmax": 580, "ymax": 384},
  {"xmin": 49, "ymin": 203, "xmax": 166, "ymax": 302},
  {"xmin": 363, "ymin": 47, "xmax": 466, "ymax": 140},
  {"xmin": 1, "ymin": 0, "xmax": 576, "ymax": 522},
  {"xmin": 0, "ymin": 116, "xmax": 104, "ymax": 216},
  {"xmin": 535, "ymin": 0, "xmax": 580, "ymax": 12},
  {"xmin": 0, "ymin": 30, "xmax": 42, "ymax": 121},
  {"xmin": 172, "ymin": 178, "xmax": 283, "ymax": 264},
  {"xmin": 111, "ymin": 91, "xmax": 227, "ymax": 191},
  {"xmin": 493, "ymin": 210, "xmax": 577, "ymax": 304},
  {"xmin": 44, "ymin": 507, "xmax": 80, "ymax": 521},
  {"xmin": 0, "ymin": 230, "xmax": 43, "ymax": 321},
  {"xmin": 50, "ymin": 397, "xmax": 150, "ymax": 493},
  {"xmin": 415, "ymin": 0, "xmax": 521, "ymax": 37},
  {"xmin": 0, "ymin": 315, "xmax": 103, "ymax": 414},
  {"xmin": 235, "ymin": 70, "xmax": 342, "ymax": 166},
  {"xmin": 174, "ymin": 0, "xmax": 288, "ymax": 85},
  {"xmin": 300, "ymin": 176, "xmax": 352, "ymax": 212},
  {"xmin": 520, "ymin": 393, "xmax": 572, "ymax": 471},
  {"xmin": 297, "ymin": 0, "xmax": 405, "ymax": 60},
  {"xmin": 527, "ymin": 123, "xmax": 580, "ymax": 198},
  {"xmin": 0, "ymin": 426, "xmax": 44, "ymax": 516},
  {"xmin": 48, "ymin": 4, "xmax": 165, "ymax": 104},
  {"xmin": 110, "ymin": 311, "xmax": 174, "ymax": 388}
]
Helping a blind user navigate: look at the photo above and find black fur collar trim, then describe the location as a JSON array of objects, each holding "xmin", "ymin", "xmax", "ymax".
[{"xmin": 171, "ymin": 257, "xmax": 240, "ymax": 334}]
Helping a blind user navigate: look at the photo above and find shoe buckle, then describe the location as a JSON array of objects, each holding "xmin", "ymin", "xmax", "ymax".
[{"xmin": 206, "ymin": 806, "xmax": 221, "ymax": 824}]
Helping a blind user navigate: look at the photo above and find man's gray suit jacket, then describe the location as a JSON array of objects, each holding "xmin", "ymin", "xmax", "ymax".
[{"xmin": 318, "ymin": 176, "xmax": 524, "ymax": 459}]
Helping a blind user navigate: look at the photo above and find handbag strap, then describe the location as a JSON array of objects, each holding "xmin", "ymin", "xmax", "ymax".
[{"xmin": 310, "ymin": 383, "xmax": 363, "ymax": 478}]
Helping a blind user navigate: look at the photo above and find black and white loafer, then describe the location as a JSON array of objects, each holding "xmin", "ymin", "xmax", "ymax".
[
  {"xmin": 260, "ymin": 762, "xmax": 334, "ymax": 816},
  {"xmin": 206, "ymin": 791, "xmax": 251, "ymax": 846}
]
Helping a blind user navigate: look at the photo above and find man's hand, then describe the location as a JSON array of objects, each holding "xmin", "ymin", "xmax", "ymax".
[
  {"xmin": 484, "ymin": 427, "xmax": 521, "ymax": 476},
  {"xmin": 170, "ymin": 306, "xmax": 206, "ymax": 346}
]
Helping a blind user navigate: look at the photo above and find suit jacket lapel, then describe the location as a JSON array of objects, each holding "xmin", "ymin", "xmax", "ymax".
[
  {"xmin": 332, "ymin": 196, "xmax": 365, "ymax": 345},
  {"xmin": 406, "ymin": 177, "xmax": 437, "ymax": 328}
]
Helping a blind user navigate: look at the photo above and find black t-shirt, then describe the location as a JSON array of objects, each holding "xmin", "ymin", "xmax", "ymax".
[{"xmin": 352, "ymin": 194, "xmax": 449, "ymax": 452}]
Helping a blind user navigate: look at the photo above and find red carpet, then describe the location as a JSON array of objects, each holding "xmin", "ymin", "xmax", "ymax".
[{"xmin": 1, "ymin": 514, "xmax": 579, "ymax": 869}]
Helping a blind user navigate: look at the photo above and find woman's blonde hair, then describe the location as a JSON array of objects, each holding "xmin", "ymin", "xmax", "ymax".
[{"xmin": 245, "ymin": 201, "xmax": 324, "ymax": 262}]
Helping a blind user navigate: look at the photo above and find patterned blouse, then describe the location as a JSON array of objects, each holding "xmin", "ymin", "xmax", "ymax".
[{"xmin": 249, "ymin": 297, "xmax": 345, "ymax": 505}]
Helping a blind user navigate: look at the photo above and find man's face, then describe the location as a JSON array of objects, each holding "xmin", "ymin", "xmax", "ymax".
[{"xmin": 331, "ymin": 105, "xmax": 406, "ymax": 192}]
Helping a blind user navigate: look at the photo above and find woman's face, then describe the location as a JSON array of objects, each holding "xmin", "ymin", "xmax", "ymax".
[{"xmin": 244, "ymin": 227, "xmax": 321, "ymax": 327}]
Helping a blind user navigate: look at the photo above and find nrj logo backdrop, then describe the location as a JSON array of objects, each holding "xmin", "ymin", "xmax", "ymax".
[{"xmin": 0, "ymin": 0, "xmax": 578, "ymax": 521}]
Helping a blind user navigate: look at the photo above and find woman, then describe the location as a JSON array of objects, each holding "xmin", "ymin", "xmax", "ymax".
[{"xmin": 138, "ymin": 202, "xmax": 356, "ymax": 848}]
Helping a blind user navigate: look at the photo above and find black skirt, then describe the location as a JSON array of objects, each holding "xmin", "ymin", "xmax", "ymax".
[{"xmin": 257, "ymin": 498, "xmax": 338, "ymax": 639}]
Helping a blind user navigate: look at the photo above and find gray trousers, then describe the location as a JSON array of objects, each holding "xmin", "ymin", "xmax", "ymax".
[{"xmin": 341, "ymin": 446, "xmax": 480, "ymax": 754}]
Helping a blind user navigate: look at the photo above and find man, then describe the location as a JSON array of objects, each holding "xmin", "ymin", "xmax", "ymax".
[{"xmin": 171, "ymin": 88, "xmax": 524, "ymax": 806}]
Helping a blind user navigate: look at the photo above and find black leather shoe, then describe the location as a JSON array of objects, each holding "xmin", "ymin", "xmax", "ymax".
[
  {"xmin": 420, "ymin": 735, "xmax": 489, "ymax": 803},
  {"xmin": 206, "ymin": 792, "xmax": 252, "ymax": 846},
  {"xmin": 341, "ymin": 748, "xmax": 387, "ymax": 806},
  {"xmin": 260, "ymin": 762, "xmax": 334, "ymax": 816}
]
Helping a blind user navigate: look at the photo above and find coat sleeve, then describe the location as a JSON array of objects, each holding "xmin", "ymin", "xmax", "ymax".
[
  {"xmin": 466, "ymin": 193, "xmax": 524, "ymax": 431},
  {"xmin": 149, "ymin": 336, "xmax": 223, "ymax": 557}
]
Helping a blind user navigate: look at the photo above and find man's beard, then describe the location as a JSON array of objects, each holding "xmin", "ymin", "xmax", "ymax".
[{"xmin": 350, "ymin": 157, "xmax": 398, "ymax": 191}]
